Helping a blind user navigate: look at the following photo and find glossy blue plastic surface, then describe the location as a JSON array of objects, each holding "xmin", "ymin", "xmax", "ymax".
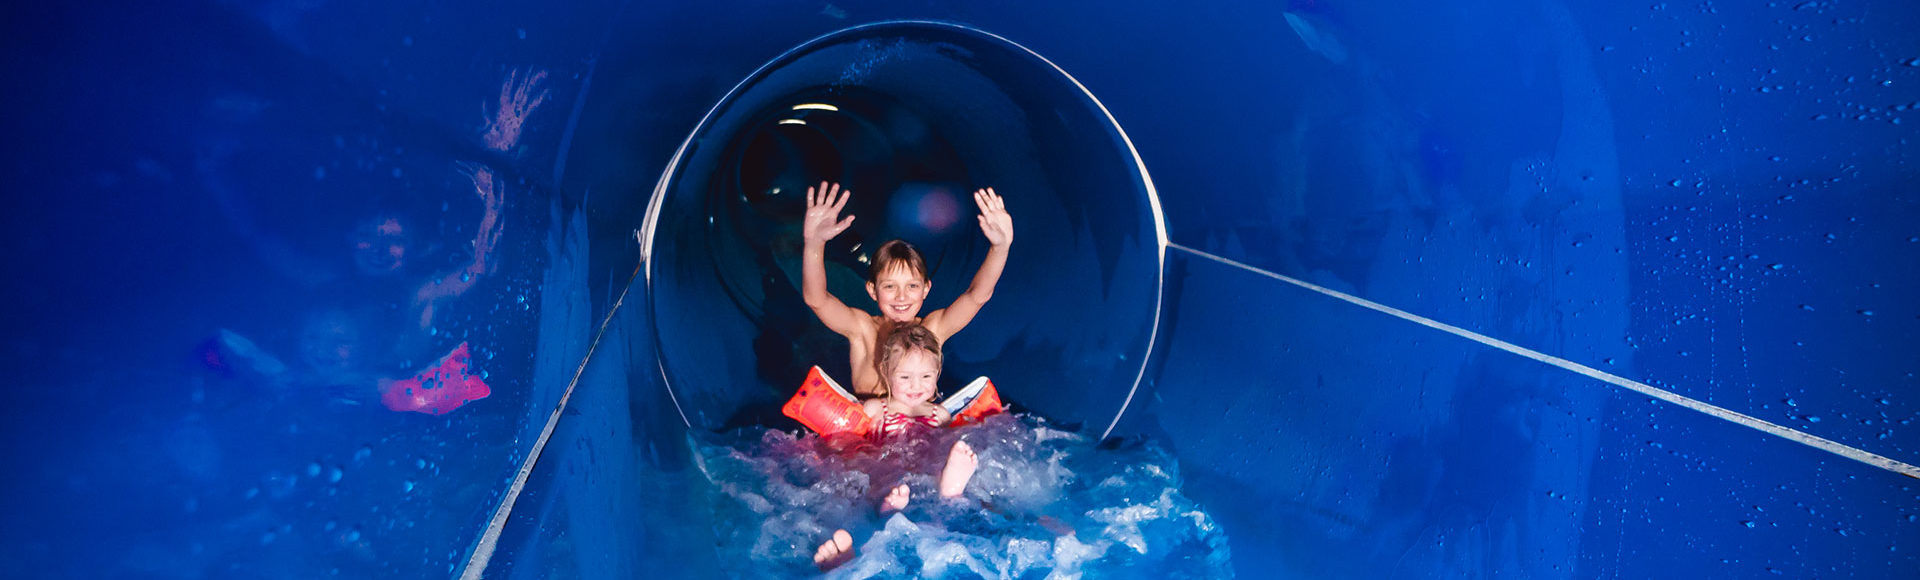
[{"xmin": 4, "ymin": 0, "xmax": 1915, "ymax": 578}]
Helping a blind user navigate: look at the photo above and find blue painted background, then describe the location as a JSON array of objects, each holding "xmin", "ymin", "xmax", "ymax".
[{"xmin": 3, "ymin": 0, "xmax": 1915, "ymax": 577}]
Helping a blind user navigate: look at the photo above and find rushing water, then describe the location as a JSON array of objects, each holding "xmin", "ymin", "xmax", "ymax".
[{"xmin": 689, "ymin": 413, "xmax": 1233, "ymax": 578}]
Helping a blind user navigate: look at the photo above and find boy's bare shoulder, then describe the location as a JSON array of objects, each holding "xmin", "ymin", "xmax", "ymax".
[
  {"xmin": 838, "ymin": 313, "xmax": 880, "ymax": 339},
  {"xmin": 919, "ymin": 307, "xmax": 955, "ymax": 339}
]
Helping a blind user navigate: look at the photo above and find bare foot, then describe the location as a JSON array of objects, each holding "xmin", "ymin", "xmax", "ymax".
[
  {"xmin": 880, "ymin": 484, "xmax": 910, "ymax": 513},
  {"xmin": 939, "ymin": 440, "xmax": 978, "ymax": 498},
  {"xmin": 813, "ymin": 529, "xmax": 854, "ymax": 571}
]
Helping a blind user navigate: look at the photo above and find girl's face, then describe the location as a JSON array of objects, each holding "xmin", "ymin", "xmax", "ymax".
[{"xmin": 885, "ymin": 349, "xmax": 940, "ymax": 407}]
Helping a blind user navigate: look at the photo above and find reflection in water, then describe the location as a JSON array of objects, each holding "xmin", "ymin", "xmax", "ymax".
[{"xmin": 691, "ymin": 414, "xmax": 1232, "ymax": 578}]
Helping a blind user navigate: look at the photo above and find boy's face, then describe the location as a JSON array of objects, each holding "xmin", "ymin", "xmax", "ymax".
[
  {"xmin": 867, "ymin": 265, "xmax": 930, "ymax": 322},
  {"xmin": 886, "ymin": 349, "xmax": 940, "ymax": 407}
]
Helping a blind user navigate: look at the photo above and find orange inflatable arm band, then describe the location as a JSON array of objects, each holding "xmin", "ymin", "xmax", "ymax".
[{"xmin": 781, "ymin": 366, "xmax": 871, "ymax": 436}]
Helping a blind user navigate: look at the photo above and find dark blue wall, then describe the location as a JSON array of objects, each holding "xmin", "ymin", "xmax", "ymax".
[{"xmin": 4, "ymin": 0, "xmax": 1915, "ymax": 578}]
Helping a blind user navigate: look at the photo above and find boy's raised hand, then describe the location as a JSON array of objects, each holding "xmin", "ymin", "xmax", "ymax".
[
  {"xmin": 974, "ymin": 187, "xmax": 1013, "ymax": 246},
  {"xmin": 803, "ymin": 181, "xmax": 856, "ymax": 244}
]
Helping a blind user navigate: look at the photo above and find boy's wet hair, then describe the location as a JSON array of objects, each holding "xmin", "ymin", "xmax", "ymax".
[
  {"xmin": 875, "ymin": 322, "xmax": 942, "ymax": 379},
  {"xmin": 867, "ymin": 239, "xmax": 929, "ymax": 282}
]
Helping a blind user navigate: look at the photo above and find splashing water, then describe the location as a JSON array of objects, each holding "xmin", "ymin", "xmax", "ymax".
[{"xmin": 690, "ymin": 414, "xmax": 1234, "ymax": 578}]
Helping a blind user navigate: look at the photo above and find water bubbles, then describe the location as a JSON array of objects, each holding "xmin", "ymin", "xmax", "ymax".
[
  {"xmin": 328, "ymin": 466, "xmax": 344, "ymax": 483},
  {"xmin": 693, "ymin": 415, "xmax": 1227, "ymax": 577},
  {"xmin": 307, "ymin": 462, "xmax": 323, "ymax": 477}
]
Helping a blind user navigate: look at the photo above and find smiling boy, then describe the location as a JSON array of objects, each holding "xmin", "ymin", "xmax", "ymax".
[{"xmin": 800, "ymin": 181, "xmax": 1013, "ymax": 396}]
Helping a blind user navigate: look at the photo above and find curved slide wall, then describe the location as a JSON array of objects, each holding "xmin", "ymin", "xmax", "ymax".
[{"xmin": 4, "ymin": 1, "xmax": 1916, "ymax": 578}]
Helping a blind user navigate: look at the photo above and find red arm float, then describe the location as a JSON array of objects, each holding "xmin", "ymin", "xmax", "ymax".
[
  {"xmin": 782, "ymin": 366, "xmax": 871, "ymax": 436},
  {"xmin": 946, "ymin": 377, "xmax": 1005, "ymax": 428}
]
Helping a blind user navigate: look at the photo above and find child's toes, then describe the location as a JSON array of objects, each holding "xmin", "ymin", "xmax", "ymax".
[{"xmin": 881, "ymin": 484, "xmax": 911, "ymax": 512}]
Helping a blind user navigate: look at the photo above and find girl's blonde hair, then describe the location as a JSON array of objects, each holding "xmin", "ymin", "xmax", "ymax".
[{"xmin": 875, "ymin": 322, "xmax": 942, "ymax": 384}]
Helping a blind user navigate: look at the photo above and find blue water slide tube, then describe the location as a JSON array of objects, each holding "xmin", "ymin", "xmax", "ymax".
[{"xmin": 5, "ymin": 2, "xmax": 1916, "ymax": 578}]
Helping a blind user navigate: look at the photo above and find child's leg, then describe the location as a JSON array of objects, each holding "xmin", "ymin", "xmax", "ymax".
[{"xmin": 938, "ymin": 440, "xmax": 978, "ymax": 498}]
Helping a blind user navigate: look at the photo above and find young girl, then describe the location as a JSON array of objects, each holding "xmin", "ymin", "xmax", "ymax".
[
  {"xmin": 813, "ymin": 323, "xmax": 980, "ymax": 570},
  {"xmin": 800, "ymin": 181, "xmax": 1013, "ymax": 397}
]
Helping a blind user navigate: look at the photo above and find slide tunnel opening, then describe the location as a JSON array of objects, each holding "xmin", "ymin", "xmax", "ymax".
[{"xmin": 639, "ymin": 21, "xmax": 1167, "ymax": 434}]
